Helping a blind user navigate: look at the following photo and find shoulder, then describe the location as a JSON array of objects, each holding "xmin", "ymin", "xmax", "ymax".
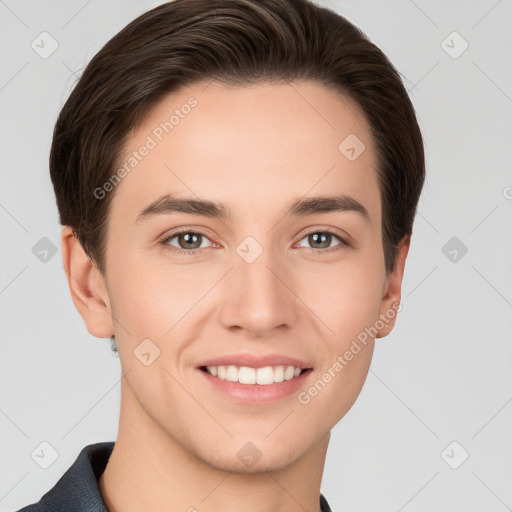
[
  {"xmin": 14, "ymin": 442, "xmax": 115, "ymax": 512},
  {"xmin": 320, "ymin": 492, "xmax": 333, "ymax": 512}
]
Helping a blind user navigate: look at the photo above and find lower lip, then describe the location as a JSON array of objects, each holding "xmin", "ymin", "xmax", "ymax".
[{"xmin": 197, "ymin": 368, "xmax": 313, "ymax": 404}]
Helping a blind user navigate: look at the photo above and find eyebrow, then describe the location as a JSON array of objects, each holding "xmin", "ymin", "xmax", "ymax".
[{"xmin": 135, "ymin": 192, "xmax": 370, "ymax": 223}]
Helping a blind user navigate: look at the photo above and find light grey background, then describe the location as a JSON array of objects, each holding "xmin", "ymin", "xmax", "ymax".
[{"xmin": 1, "ymin": 1, "xmax": 511, "ymax": 511}]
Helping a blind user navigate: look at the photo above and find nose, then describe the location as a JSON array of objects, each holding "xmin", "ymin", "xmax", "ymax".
[{"xmin": 218, "ymin": 244, "xmax": 300, "ymax": 336}]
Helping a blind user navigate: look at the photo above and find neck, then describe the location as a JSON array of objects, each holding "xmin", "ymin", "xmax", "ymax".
[{"xmin": 99, "ymin": 380, "xmax": 330, "ymax": 512}]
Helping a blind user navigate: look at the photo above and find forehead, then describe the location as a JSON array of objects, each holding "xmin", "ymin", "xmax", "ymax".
[{"xmin": 110, "ymin": 80, "xmax": 380, "ymax": 226}]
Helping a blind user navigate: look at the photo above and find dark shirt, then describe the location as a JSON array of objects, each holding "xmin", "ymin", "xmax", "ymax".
[{"xmin": 16, "ymin": 442, "xmax": 333, "ymax": 512}]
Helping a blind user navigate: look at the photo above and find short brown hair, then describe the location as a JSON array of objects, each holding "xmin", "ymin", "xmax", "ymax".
[{"xmin": 50, "ymin": 0, "xmax": 425, "ymax": 275}]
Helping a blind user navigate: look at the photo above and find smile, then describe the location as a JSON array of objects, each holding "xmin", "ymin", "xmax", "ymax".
[
  {"xmin": 201, "ymin": 364, "xmax": 307, "ymax": 385},
  {"xmin": 198, "ymin": 364, "xmax": 313, "ymax": 403}
]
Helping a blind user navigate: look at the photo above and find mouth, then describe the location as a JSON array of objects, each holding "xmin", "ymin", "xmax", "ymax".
[
  {"xmin": 197, "ymin": 364, "xmax": 313, "ymax": 403},
  {"xmin": 198, "ymin": 364, "xmax": 313, "ymax": 385},
  {"xmin": 195, "ymin": 353, "xmax": 314, "ymax": 403}
]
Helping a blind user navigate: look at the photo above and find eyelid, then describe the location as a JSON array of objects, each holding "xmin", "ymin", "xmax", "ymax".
[
  {"xmin": 294, "ymin": 225, "xmax": 352, "ymax": 245},
  {"xmin": 159, "ymin": 225, "xmax": 353, "ymax": 255},
  {"xmin": 293, "ymin": 228, "xmax": 351, "ymax": 253},
  {"xmin": 159, "ymin": 227, "xmax": 218, "ymax": 251}
]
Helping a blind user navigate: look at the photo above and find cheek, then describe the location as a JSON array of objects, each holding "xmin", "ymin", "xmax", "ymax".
[
  {"xmin": 106, "ymin": 229, "xmax": 385, "ymax": 345},
  {"xmin": 302, "ymin": 257, "xmax": 384, "ymax": 336},
  {"xmin": 107, "ymin": 257, "xmax": 208, "ymax": 340},
  {"xmin": 300, "ymin": 264, "xmax": 381, "ymax": 412}
]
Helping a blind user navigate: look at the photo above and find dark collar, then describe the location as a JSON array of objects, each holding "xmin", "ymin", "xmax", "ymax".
[
  {"xmin": 17, "ymin": 442, "xmax": 332, "ymax": 512},
  {"xmin": 17, "ymin": 442, "xmax": 113, "ymax": 511}
]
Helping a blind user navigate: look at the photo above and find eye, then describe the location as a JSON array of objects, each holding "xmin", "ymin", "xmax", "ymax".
[
  {"xmin": 295, "ymin": 230, "xmax": 350, "ymax": 253},
  {"xmin": 159, "ymin": 228, "xmax": 350, "ymax": 256},
  {"xmin": 160, "ymin": 229, "xmax": 215, "ymax": 255}
]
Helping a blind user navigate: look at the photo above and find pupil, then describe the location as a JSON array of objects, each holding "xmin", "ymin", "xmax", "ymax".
[
  {"xmin": 177, "ymin": 232, "xmax": 332, "ymax": 250},
  {"xmin": 181, "ymin": 233, "xmax": 201, "ymax": 249},
  {"xmin": 310, "ymin": 232, "xmax": 330, "ymax": 249}
]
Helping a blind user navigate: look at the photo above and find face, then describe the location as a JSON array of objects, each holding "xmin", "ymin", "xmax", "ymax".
[{"xmin": 78, "ymin": 80, "xmax": 407, "ymax": 472}]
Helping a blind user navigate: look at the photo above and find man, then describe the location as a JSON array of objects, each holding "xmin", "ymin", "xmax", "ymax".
[{"xmin": 17, "ymin": 0, "xmax": 424, "ymax": 510}]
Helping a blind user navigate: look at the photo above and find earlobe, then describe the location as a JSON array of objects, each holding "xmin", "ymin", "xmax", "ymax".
[
  {"xmin": 376, "ymin": 235, "xmax": 410, "ymax": 339},
  {"xmin": 60, "ymin": 226, "xmax": 114, "ymax": 338}
]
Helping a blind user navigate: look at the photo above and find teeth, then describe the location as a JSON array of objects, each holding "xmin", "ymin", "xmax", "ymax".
[{"xmin": 205, "ymin": 365, "xmax": 304, "ymax": 385}]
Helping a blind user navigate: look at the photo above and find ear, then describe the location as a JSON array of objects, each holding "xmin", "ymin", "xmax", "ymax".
[
  {"xmin": 60, "ymin": 226, "xmax": 114, "ymax": 338},
  {"xmin": 376, "ymin": 235, "xmax": 410, "ymax": 338}
]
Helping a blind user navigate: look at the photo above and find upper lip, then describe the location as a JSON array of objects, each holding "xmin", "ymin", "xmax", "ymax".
[{"xmin": 197, "ymin": 353, "xmax": 313, "ymax": 369}]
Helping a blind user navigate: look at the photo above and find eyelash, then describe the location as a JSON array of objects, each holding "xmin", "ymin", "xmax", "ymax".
[{"xmin": 159, "ymin": 228, "xmax": 350, "ymax": 256}]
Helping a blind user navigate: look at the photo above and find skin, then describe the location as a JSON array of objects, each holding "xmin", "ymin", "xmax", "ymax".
[{"xmin": 61, "ymin": 80, "xmax": 409, "ymax": 512}]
